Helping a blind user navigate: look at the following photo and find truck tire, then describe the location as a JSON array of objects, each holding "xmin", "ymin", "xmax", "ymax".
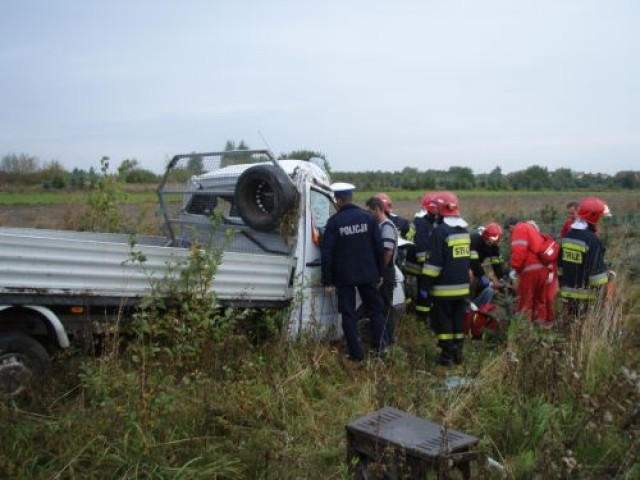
[
  {"xmin": 234, "ymin": 164, "xmax": 297, "ymax": 232},
  {"xmin": 0, "ymin": 333, "xmax": 51, "ymax": 399}
]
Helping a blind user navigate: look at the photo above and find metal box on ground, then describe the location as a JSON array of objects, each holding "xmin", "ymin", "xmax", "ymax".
[{"xmin": 346, "ymin": 407, "xmax": 479, "ymax": 479}]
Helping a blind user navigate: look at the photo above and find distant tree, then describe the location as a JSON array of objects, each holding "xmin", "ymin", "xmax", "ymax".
[
  {"xmin": 614, "ymin": 171, "xmax": 640, "ymax": 189},
  {"xmin": 0, "ymin": 153, "xmax": 40, "ymax": 175},
  {"xmin": 40, "ymin": 160, "xmax": 68, "ymax": 189},
  {"xmin": 186, "ymin": 154, "xmax": 205, "ymax": 175},
  {"xmin": 447, "ymin": 166, "xmax": 475, "ymax": 189},
  {"xmin": 550, "ymin": 168, "xmax": 577, "ymax": 190},
  {"xmin": 221, "ymin": 140, "xmax": 252, "ymax": 166},
  {"xmin": 486, "ymin": 166, "xmax": 508, "ymax": 190},
  {"xmin": 116, "ymin": 158, "xmax": 159, "ymax": 184},
  {"xmin": 508, "ymin": 165, "xmax": 551, "ymax": 190}
]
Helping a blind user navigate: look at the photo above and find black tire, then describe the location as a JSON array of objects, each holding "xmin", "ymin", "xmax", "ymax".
[
  {"xmin": 0, "ymin": 332, "xmax": 51, "ymax": 399},
  {"xmin": 234, "ymin": 164, "xmax": 297, "ymax": 232}
]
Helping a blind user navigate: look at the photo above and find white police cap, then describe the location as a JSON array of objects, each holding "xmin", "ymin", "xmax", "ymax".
[{"xmin": 330, "ymin": 182, "xmax": 356, "ymax": 197}]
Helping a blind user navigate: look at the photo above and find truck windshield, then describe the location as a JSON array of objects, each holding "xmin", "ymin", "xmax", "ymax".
[{"xmin": 310, "ymin": 189, "xmax": 335, "ymax": 233}]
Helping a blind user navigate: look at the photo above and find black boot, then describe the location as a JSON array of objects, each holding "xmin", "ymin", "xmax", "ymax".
[
  {"xmin": 435, "ymin": 340, "xmax": 454, "ymax": 367},
  {"xmin": 453, "ymin": 340, "xmax": 464, "ymax": 365}
]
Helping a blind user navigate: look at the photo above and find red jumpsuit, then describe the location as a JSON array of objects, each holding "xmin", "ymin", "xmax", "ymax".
[{"xmin": 510, "ymin": 222, "xmax": 548, "ymax": 322}]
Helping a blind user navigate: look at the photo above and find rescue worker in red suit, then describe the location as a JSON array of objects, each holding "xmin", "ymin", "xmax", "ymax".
[
  {"xmin": 374, "ymin": 193, "xmax": 410, "ymax": 238},
  {"xmin": 559, "ymin": 197, "xmax": 611, "ymax": 318},
  {"xmin": 421, "ymin": 192, "xmax": 471, "ymax": 366},
  {"xmin": 406, "ymin": 192, "xmax": 439, "ymax": 321},
  {"xmin": 504, "ymin": 217, "xmax": 548, "ymax": 323}
]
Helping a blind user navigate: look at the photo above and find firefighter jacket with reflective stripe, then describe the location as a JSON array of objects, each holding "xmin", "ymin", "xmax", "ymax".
[
  {"xmin": 321, "ymin": 203, "xmax": 384, "ymax": 287},
  {"xmin": 413, "ymin": 212, "xmax": 437, "ymax": 265},
  {"xmin": 559, "ymin": 227, "xmax": 608, "ymax": 299},
  {"xmin": 403, "ymin": 212, "xmax": 436, "ymax": 275},
  {"xmin": 469, "ymin": 232, "xmax": 504, "ymax": 280},
  {"xmin": 421, "ymin": 222, "xmax": 471, "ymax": 298},
  {"xmin": 510, "ymin": 222, "xmax": 544, "ymax": 273}
]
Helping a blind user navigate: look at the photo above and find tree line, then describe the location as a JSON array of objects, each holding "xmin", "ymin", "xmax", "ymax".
[
  {"xmin": 2, "ymin": 148, "xmax": 638, "ymax": 191},
  {"xmin": 331, "ymin": 165, "xmax": 640, "ymax": 191}
]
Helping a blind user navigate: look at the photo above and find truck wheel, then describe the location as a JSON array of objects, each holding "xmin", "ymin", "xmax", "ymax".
[
  {"xmin": 234, "ymin": 164, "xmax": 297, "ymax": 232},
  {"xmin": 0, "ymin": 333, "xmax": 51, "ymax": 399}
]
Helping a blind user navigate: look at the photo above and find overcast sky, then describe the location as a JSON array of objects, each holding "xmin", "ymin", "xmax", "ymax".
[{"xmin": 1, "ymin": 1, "xmax": 638, "ymax": 175}]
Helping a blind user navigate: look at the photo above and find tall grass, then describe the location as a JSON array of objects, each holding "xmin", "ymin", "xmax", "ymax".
[
  {"xmin": 1, "ymin": 186, "xmax": 638, "ymax": 478},
  {"xmin": 2, "ymin": 277, "xmax": 637, "ymax": 478}
]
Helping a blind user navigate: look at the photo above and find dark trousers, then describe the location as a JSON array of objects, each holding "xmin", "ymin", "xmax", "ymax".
[
  {"xmin": 430, "ymin": 298, "xmax": 466, "ymax": 359},
  {"xmin": 337, "ymin": 282, "xmax": 386, "ymax": 360},
  {"xmin": 379, "ymin": 265, "xmax": 396, "ymax": 344}
]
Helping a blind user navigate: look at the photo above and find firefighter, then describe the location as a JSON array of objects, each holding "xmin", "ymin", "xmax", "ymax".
[
  {"xmin": 559, "ymin": 197, "xmax": 611, "ymax": 318},
  {"xmin": 421, "ymin": 191, "xmax": 471, "ymax": 366},
  {"xmin": 405, "ymin": 192, "xmax": 439, "ymax": 320},
  {"xmin": 321, "ymin": 182, "xmax": 387, "ymax": 361},
  {"xmin": 469, "ymin": 222, "xmax": 505, "ymax": 307},
  {"xmin": 374, "ymin": 193, "xmax": 410, "ymax": 238},
  {"xmin": 504, "ymin": 217, "xmax": 547, "ymax": 323}
]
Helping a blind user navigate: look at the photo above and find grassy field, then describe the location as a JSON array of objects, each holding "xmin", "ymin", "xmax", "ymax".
[
  {"xmin": 1, "ymin": 190, "xmax": 639, "ymax": 479},
  {"xmin": 0, "ymin": 190, "xmax": 158, "ymax": 205}
]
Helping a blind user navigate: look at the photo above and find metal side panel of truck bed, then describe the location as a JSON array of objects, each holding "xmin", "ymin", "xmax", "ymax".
[{"xmin": 0, "ymin": 228, "xmax": 293, "ymax": 305}]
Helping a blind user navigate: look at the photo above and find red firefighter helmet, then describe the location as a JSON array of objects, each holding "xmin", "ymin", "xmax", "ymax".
[
  {"xmin": 577, "ymin": 197, "xmax": 611, "ymax": 225},
  {"xmin": 420, "ymin": 192, "xmax": 439, "ymax": 215},
  {"xmin": 482, "ymin": 222, "xmax": 502, "ymax": 243},
  {"xmin": 374, "ymin": 193, "xmax": 392, "ymax": 213},
  {"xmin": 434, "ymin": 191, "xmax": 460, "ymax": 217}
]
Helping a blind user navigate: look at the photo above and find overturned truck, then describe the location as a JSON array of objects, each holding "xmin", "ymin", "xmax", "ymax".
[{"xmin": 0, "ymin": 150, "xmax": 405, "ymax": 397}]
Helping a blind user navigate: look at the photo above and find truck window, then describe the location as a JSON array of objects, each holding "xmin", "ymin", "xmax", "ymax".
[{"xmin": 310, "ymin": 189, "xmax": 335, "ymax": 234}]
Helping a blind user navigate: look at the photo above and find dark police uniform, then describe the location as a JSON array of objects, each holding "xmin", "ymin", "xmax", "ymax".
[
  {"xmin": 559, "ymin": 223, "xmax": 608, "ymax": 316},
  {"xmin": 421, "ymin": 221, "xmax": 471, "ymax": 365},
  {"xmin": 321, "ymin": 203, "xmax": 386, "ymax": 360}
]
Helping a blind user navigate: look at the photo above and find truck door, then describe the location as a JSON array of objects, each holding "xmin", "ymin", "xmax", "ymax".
[{"xmin": 291, "ymin": 186, "xmax": 341, "ymax": 339}]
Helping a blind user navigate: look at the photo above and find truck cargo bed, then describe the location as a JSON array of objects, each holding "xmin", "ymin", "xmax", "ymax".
[{"xmin": 0, "ymin": 228, "xmax": 293, "ymax": 307}]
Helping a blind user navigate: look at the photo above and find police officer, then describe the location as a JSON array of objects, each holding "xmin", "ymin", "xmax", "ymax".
[
  {"xmin": 421, "ymin": 192, "xmax": 471, "ymax": 366},
  {"xmin": 321, "ymin": 182, "xmax": 387, "ymax": 361}
]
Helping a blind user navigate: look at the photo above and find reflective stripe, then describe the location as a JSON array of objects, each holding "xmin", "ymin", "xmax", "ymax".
[
  {"xmin": 438, "ymin": 333, "xmax": 454, "ymax": 340},
  {"xmin": 512, "ymin": 239, "xmax": 528, "ymax": 246},
  {"xmin": 522, "ymin": 263, "xmax": 545, "ymax": 273},
  {"xmin": 562, "ymin": 238, "xmax": 587, "ymax": 252},
  {"xmin": 589, "ymin": 272, "xmax": 609, "ymax": 286},
  {"xmin": 416, "ymin": 252, "xmax": 426, "ymax": 263},
  {"xmin": 490, "ymin": 256, "xmax": 502, "ymax": 264},
  {"xmin": 431, "ymin": 284, "xmax": 470, "ymax": 297},
  {"xmin": 453, "ymin": 333, "xmax": 465, "ymax": 340},
  {"xmin": 403, "ymin": 262, "xmax": 422, "ymax": 275},
  {"xmin": 447, "ymin": 234, "xmax": 471, "ymax": 247},
  {"xmin": 423, "ymin": 264, "xmax": 442, "ymax": 277},
  {"xmin": 416, "ymin": 305, "xmax": 431, "ymax": 312},
  {"xmin": 560, "ymin": 287, "xmax": 597, "ymax": 300},
  {"xmin": 470, "ymin": 250, "xmax": 480, "ymax": 260}
]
